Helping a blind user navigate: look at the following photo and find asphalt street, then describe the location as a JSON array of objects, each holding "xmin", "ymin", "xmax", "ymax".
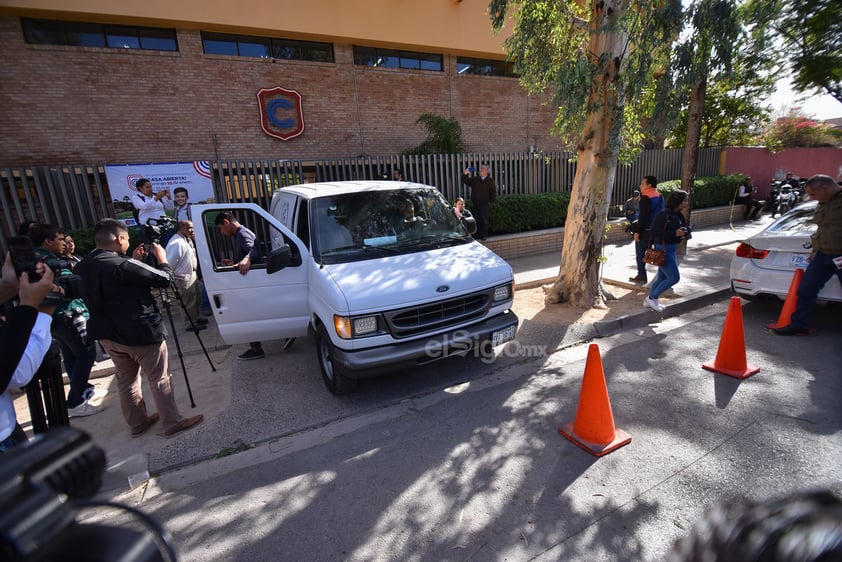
[{"xmin": 81, "ymin": 297, "xmax": 841, "ymax": 561}]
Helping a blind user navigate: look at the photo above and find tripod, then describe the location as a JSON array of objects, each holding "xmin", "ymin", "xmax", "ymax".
[{"xmin": 156, "ymin": 281, "xmax": 216, "ymax": 408}]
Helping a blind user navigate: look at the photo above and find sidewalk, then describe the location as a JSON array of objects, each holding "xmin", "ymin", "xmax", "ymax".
[{"xmin": 509, "ymin": 215, "xmax": 769, "ymax": 291}]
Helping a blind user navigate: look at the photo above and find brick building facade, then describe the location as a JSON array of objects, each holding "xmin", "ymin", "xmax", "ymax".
[{"xmin": 0, "ymin": 4, "xmax": 559, "ymax": 167}]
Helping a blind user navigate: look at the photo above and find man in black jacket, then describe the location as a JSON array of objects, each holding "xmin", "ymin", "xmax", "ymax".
[
  {"xmin": 630, "ymin": 176, "xmax": 665, "ymax": 283},
  {"xmin": 75, "ymin": 219, "xmax": 203, "ymax": 438}
]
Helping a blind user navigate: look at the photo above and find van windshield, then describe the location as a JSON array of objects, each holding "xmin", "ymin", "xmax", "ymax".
[{"xmin": 312, "ymin": 188, "xmax": 472, "ymax": 264}]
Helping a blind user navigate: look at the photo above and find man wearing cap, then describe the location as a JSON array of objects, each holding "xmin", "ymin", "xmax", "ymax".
[
  {"xmin": 736, "ymin": 176, "xmax": 762, "ymax": 220},
  {"xmin": 624, "ymin": 190, "xmax": 641, "ymax": 222},
  {"xmin": 461, "ymin": 164, "xmax": 497, "ymax": 240}
]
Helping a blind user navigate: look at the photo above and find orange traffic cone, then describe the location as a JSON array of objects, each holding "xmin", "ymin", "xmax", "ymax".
[
  {"xmin": 559, "ymin": 343, "xmax": 631, "ymax": 457},
  {"xmin": 702, "ymin": 296, "xmax": 759, "ymax": 379},
  {"xmin": 766, "ymin": 268, "xmax": 803, "ymax": 329}
]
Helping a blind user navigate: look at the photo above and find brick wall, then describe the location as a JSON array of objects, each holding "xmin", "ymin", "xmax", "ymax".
[{"xmin": 0, "ymin": 19, "xmax": 561, "ymax": 166}]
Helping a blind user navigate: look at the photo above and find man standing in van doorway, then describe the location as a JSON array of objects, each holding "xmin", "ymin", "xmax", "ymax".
[
  {"xmin": 214, "ymin": 212, "xmax": 265, "ymax": 360},
  {"xmin": 461, "ymin": 163, "xmax": 497, "ymax": 241}
]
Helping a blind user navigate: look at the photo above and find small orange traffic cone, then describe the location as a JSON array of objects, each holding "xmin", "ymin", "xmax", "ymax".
[
  {"xmin": 559, "ymin": 343, "xmax": 631, "ymax": 457},
  {"xmin": 702, "ymin": 296, "xmax": 759, "ymax": 379},
  {"xmin": 766, "ymin": 268, "xmax": 803, "ymax": 329}
]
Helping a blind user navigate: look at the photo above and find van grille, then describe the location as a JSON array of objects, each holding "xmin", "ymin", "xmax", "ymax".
[{"xmin": 384, "ymin": 291, "xmax": 492, "ymax": 338}]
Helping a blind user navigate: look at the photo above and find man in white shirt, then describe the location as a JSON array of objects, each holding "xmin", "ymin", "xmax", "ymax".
[
  {"xmin": 736, "ymin": 176, "xmax": 762, "ymax": 220},
  {"xmin": 132, "ymin": 178, "xmax": 173, "ymax": 227},
  {"xmin": 165, "ymin": 220, "xmax": 207, "ymax": 332},
  {"xmin": 0, "ymin": 255, "xmax": 57, "ymax": 452}
]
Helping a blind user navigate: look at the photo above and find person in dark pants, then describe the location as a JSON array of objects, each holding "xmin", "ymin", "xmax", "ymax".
[
  {"xmin": 461, "ymin": 164, "xmax": 497, "ymax": 240},
  {"xmin": 31, "ymin": 224, "xmax": 102, "ymax": 418},
  {"xmin": 75, "ymin": 219, "xmax": 204, "ymax": 437},
  {"xmin": 630, "ymin": 176, "xmax": 664, "ymax": 283},
  {"xmin": 774, "ymin": 175, "xmax": 842, "ymax": 336},
  {"xmin": 214, "ymin": 212, "xmax": 266, "ymax": 360},
  {"xmin": 736, "ymin": 176, "xmax": 762, "ymax": 220}
]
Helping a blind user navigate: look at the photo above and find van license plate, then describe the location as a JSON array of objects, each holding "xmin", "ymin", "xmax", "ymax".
[{"xmin": 492, "ymin": 325, "xmax": 516, "ymax": 347}]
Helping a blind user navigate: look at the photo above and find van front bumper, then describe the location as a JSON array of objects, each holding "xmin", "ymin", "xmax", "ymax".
[{"xmin": 333, "ymin": 310, "xmax": 519, "ymax": 379}]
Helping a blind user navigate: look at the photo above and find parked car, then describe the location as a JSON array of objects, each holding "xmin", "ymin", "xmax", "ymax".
[
  {"xmin": 192, "ymin": 181, "xmax": 519, "ymax": 394},
  {"xmin": 730, "ymin": 200, "xmax": 842, "ymax": 303}
]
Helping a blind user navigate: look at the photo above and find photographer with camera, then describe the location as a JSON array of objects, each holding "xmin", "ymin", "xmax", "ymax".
[
  {"xmin": 75, "ymin": 219, "xmax": 203, "ymax": 438},
  {"xmin": 30, "ymin": 224, "xmax": 103, "ymax": 419},
  {"xmin": 1, "ymin": 253, "xmax": 57, "ymax": 452},
  {"xmin": 132, "ymin": 178, "xmax": 173, "ymax": 228}
]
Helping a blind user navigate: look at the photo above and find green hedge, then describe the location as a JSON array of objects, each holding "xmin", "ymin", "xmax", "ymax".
[
  {"xmin": 479, "ymin": 191, "xmax": 570, "ymax": 235},
  {"xmin": 657, "ymin": 174, "xmax": 746, "ymax": 209},
  {"xmin": 481, "ymin": 174, "xmax": 744, "ymax": 234}
]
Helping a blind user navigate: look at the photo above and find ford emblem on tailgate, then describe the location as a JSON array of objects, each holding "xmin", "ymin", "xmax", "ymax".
[{"xmin": 436, "ymin": 285, "xmax": 450, "ymax": 293}]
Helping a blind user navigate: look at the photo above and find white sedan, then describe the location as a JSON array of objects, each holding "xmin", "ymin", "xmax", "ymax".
[{"xmin": 730, "ymin": 200, "xmax": 842, "ymax": 303}]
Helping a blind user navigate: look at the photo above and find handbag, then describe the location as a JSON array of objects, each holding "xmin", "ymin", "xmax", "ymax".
[
  {"xmin": 643, "ymin": 210, "xmax": 669, "ymax": 267},
  {"xmin": 643, "ymin": 246, "xmax": 665, "ymax": 266}
]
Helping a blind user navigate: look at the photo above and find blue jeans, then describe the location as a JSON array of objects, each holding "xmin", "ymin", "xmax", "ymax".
[
  {"xmin": 789, "ymin": 251, "xmax": 842, "ymax": 329},
  {"xmin": 52, "ymin": 318, "xmax": 96, "ymax": 408},
  {"xmin": 649, "ymin": 243, "xmax": 680, "ymax": 299}
]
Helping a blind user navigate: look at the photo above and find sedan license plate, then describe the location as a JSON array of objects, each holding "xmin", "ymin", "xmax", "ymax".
[
  {"xmin": 491, "ymin": 325, "xmax": 516, "ymax": 347},
  {"xmin": 790, "ymin": 254, "xmax": 810, "ymax": 268}
]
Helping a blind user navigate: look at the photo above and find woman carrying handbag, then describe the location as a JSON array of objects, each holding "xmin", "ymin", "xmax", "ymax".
[{"xmin": 643, "ymin": 190, "xmax": 691, "ymax": 312}]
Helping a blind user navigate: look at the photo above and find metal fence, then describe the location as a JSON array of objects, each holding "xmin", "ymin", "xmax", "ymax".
[{"xmin": 1, "ymin": 149, "xmax": 721, "ymax": 247}]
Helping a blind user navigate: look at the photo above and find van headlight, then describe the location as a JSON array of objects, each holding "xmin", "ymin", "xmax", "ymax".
[
  {"xmin": 493, "ymin": 282, "xmax": 513, "ymax": 302},
  {"xmin": 334, "ymin": 314, "xmax": 380, "ymax": 339}
]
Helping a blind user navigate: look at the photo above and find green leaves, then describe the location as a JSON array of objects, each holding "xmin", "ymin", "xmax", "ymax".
[{"xmin": 405, "ymin": 114, "xmax": 464, "ymax": 155}]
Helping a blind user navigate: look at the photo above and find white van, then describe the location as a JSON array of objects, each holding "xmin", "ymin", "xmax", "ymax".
[{"xmin": 192, "ymin": 181, "xmax": 518, "ymax": 394}]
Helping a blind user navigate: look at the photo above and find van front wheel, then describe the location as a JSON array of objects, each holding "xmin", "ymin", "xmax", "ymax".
[{"xmin": 315, "ymin": 323, "xmax": 358, "ymax": 395}]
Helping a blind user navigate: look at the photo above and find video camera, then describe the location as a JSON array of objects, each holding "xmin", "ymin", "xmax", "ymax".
[
  {"xmin": 0, "ymin": 427, "xmax": 173, "ymax": 561},
  {"xmin": 141, "ymin": 217, "xmax": 177, "ymax": 245}
]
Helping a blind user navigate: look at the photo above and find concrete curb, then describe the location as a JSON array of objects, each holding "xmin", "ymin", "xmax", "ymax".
[
  {"xmin": 515, "ymin": 276, "xmax": 556, "ymax": 291},
  {"xmin": 593, "ymin": 286, "xmax": 731, "ymax": 337}
]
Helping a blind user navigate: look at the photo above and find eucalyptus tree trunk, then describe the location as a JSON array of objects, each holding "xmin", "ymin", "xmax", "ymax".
[
  {"xmin": 678, "ymin": 75, "xmax": 706, "ymax": 254},
  {"xmin": 545, "ymin": 0, "xmax": 627, "ymax": 307}
]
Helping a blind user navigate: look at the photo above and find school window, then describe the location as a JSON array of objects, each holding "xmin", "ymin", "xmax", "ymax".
[
  {"xmin": 201, "ymin": 32, "xmax": 334, "ymax": 62},
  {"xmin": 353, "ymin": 46, "xmax": 443, "ymax": 72},
  {"xmin": 456, "ymin": 57, "xmax": 517, "ymax": 77},
  {"xmin": 21, "ymin": 18, "xmax": 178, "ymax": 51}
]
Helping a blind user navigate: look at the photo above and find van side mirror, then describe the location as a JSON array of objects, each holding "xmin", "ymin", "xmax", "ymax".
[
  {"xmin": 267, "ymin": 244, "xmax": 292, "ymax": 274},
  {"xmin": 461, "ymin": 214, "xmax": 477, "ymax": 235}
]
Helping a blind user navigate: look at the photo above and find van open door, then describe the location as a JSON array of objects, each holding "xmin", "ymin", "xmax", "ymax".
[{"xmin": 192, "ymin": 203, "xmax": 310, "ymax": 345}]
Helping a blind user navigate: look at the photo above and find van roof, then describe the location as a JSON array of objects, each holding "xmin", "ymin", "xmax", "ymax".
[{"xmin": 273, "ymin": 181, "xmax": 438, "ymax": 200}]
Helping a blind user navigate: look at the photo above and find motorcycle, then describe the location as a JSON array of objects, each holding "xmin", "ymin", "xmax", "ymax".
[{"xmin": 771, "ymin": 183, "xmax": 798, "ymax": 218}]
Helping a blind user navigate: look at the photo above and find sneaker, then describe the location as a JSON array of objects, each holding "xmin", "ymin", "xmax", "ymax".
[
  {"xmin": 773, "ymin": 324, "xmax": 809, "ymax": 336},
  {"xmin": 164, "ymin": 414, "xmax": 204, "ymax": 437},
  {"xmin": 238, "ymin": 348, "xmax": 265, "ymax": 361},
  {"xmin": 68, "ymin": 401, "xmax": 104, "ymax": 418},
  {"xmin": 82, "ymin": 385, "xmax": 107, "ymax": 402},
  {"xmin": 643, "ymin": 296, "xmax": 664, "ymax": 312},
  {"xmin": 628, "ymin": 275, "xmax": 647, "ymax": 283}
]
